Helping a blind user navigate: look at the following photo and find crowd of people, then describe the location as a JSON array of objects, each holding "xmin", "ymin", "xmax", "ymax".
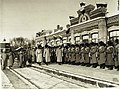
[{"xmin": 1, "ymin": 39, "xmax": 119, "ymax": 71}]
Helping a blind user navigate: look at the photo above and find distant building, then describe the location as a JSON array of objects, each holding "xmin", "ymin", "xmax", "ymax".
[{"xmin": 35, "ymin": 2, "xmax": 119, "ymax": 46}]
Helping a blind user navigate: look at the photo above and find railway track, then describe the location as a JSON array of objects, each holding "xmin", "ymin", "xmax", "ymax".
[
  {"xmin": 31, "ymin": 65, "xmax": 119, "ymax": 88},
  {"xmin": 7, "ymin": 65, "xmax": 119, "ymax": 89},
  {"xmin": 8, "ymin": 67, "xmax": 94, "ymax": 89}
]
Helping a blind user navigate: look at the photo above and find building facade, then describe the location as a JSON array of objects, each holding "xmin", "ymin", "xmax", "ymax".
[{"xmin": 35, "ymin": 3, "xmax": 119, "ymax": 47}]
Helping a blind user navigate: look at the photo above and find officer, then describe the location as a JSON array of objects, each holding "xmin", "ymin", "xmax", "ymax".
[
  {"xmin": 98, "ymin": 41, "xmax": 106, "ymax": 69},
  {"xmin": 106, "ymin": 41, "xmax": 114, "ymax": 70},
  {"xmin": 90, "ymin": 42, "xmax": 98, "ymax": 68}
]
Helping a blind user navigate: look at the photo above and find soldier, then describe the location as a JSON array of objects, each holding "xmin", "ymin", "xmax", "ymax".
[
  {"xmin": 84, "ymin": 43, "xmax": 90, "ymax": 67},
  {"xmin": 106, "ymin": 41, "xmax": 114, "ymax": 70},
  {"xmin": 27, "ymin": 47, "xmax": 32, "ymax": 67},
  {"xmin": 98, "ymin": 41, "xmax": 106, "ymax": 69},
  {"xmin": 23, "ymin": 49, "xmax": 27, "ymax": 67},
  {"xmin": 67, "ymin": 44, "xmax": 71, "ymax": 64},
  {"xmin": 64, "ymin": 45, "xmax": 68, "ymax": 64},
  {"xmin": 36, "ymin": 45, "xmax": 43, "ymax": 65},
  {"xmin": 19, "ymin": 50, "xmax": 23, "ymax": 68},
  {"xmin": 43, "ymin": 44, "xmax": 51, "ymax": 65},
  {"xmin": 31, "ymin": 47, "xmax": 36, "ymax": 63},
  {"xmin": 90, "ymin": 42, "xmax": 98, "ymax": 68},
  {"xmin": 80, "ymin": 43, "xmax": 85, "ymax": 66},
  {"xmin": 8, "ymin": 51, "xmax": 14, "ymax": 68},
  {"xmin": 75, "ymin": 44, "xmax": 80, "ymax": 65},
  {"xmin": 71, "ymin": 44, "xmax": 75, "ymax": 65},
  {"xmin": 56, "ymin": 45, "xmax": 63, "ymax": 65},
  {"xmin": 114, "ymin": 39, "xmax": 119, "ymax": 71},
  {"xmin": 1, "ymin": 49, "xmax": 8, "ymax": 70}
]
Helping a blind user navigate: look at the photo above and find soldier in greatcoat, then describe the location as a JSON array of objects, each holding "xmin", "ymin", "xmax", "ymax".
[
  {"xmin": 27, "ymin": 47, "xmax": 32, "ymax": 67},
  {"xmin": 75, "ymin": 44, "xmax": 80, "ymax": 65},
  {"xmin": 23, "ymin": 49, "xmax": 27, "ymax": 67},
  {"xmin": 36, "ymin": 45, "xmax": 43, "ymax": 65},
  {"xmin": 8, "ymin": 51, "xmax": 14, "ymax": 68},
  {"xmin": 43, "ymin": 44, "xmax": 51, "ymax": 65},
  {"xmin": 114, "ymin": 39, "xmax": 119, "ymax": 71},
  {"xmin": 1, "ymin": 49, "xmax": 8, "ymax": 70},
  {"xmin": 71, "ymin": 45, "xmax": 75, "ymax": 65},
  {"xmin": 67, "ymin": 44, "xmax": 71, "ymax": 64},
  {"xmin": 56, "ymin": 45, "xmax": 63, "ymax": 65},
  {"xmin": 64, "ymin": 45, "xmax": 68, "ymax": 64},
  {"xmin": 106, "ymin": 41, "xmax": 115, "ymax": 70},
  {"xmin": 31, "ymin": 47, "xmax": 36, "ymax": 63},
  {"xmin": 90, "ymin": 42, "xmax": 98, "ymax": 68},
  {"xmin": 98, "ymin": 41, "xmax": 106, "ymax": 69},
  {"xmin": 19, "ymin": 50, "xmax": 23, "ymax": 68},
  {"xmin": 80, "ymin": 43, "xmax": 85, "ymax": 66},
  {"xmin": 84, "ymin": 43, "xmax": 90, "ymax": 67}
]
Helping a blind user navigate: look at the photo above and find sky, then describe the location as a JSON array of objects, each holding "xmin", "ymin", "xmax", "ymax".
[{"xmin": 0, "ymin": 0, "xmax": 118, "ymax": 42}]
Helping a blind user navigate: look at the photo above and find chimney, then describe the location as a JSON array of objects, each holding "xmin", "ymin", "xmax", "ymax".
[
  {"xmin": 80, "ymin": 2, "xmax": 86, "ymax": 7},
  {"xmin": 96, "ymin": 3, "xmax": 107, "ymax": 8}
]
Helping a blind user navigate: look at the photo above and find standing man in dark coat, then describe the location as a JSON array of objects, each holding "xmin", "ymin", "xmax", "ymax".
[
  {"xmin": 106, "ymin": 41, "xmax": 114, "ymax": 70},
  {"xmin": 8, "ymin": 51, "xmax": 14, "ymax": 68},
  {"xmin": 1, "ymin": 49, "xmax": 8, "ymax": 70},
  {"xmin": 27, "ymin": 47, "xmax": 32, "ymax": 67},
  {"xmin": 84, "ymin": 43, "xmax": 90, "ymax": 67},
  {"xmin": 19, "ymin": 50, "xmax": 23, "ymax": 68},
  {"xmin": 75, "ymin": 44, "xmax": 80, "ymax": 65},
  {"xmin": 80, "ymin": 43, "xmax": 85, "ymax": 66},
  {"xmin": 114, "ymin": 39, "xmax": 119, "ymax": 71},
  {"xmin": 90, "ymin": 42, "xmax": 98, "ymax": 68},
  {"xmin": 98, "ymin": 41, "xmax": 106, "ymax": 69}
]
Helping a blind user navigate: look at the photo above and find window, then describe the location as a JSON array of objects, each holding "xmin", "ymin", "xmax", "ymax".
[
  {"xmin": 92, "ymin": 33, "xmax": 98, "ymax": 43},
  {"xmin": 75, "ymin": 36, "xmax": 80, "ymax": 44},
  {"xmin": 82, "ymin": 35, "xmax": 89, "ymax": 43}
]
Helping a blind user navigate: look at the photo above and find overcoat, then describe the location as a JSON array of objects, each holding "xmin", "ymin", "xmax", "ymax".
[
  {"xmin": 75, "ymin": 47, "xmax": 80, "ymax": 63},
  {"xmin": 80, "ymin": 47, "xmax": 85, "ymax": 63},
  {"xmin": 90, "ymin": 46, "xmax": 98, "ymax": 64},
  {"xmin": 84, "ymin": 47, "xmax": 90, "ymax": 63},
  {"xmin": 36, "ymin": 49, "xmax": 42, "ymax": 62},
  {"xmin": 71, "ymin": 47, "xmax": 75, "ymax": 62},
  {"xmin": 44, "ymin": 48, "xmax": 50, "ymax": 62},
  {"xmin": 63, "ymin": 48, "xmax": 68, "ymax": 62},
  {"xmin": 8, "ymin": 53, "xmax": 14, "ymax": 67},
  {"xmin": 2, "ymin": 53, "xmax": 8, "ymax": 69},
  {"xmin": 98, "ymin": 46, "xmax": 106, "ymax": 65},
  {"xmin": 106, "ymin": 46, "xmax": 114, "ymax": 66},
  {"xmin": 67, "ymin": 48, "xmax": 71, "ymax": 62},
  {"xmin": 19, "ymin": 52, "xmax": 23, "ymax": 67},
  {"xmin": 56, "ymin": 47, "xmax": 62, "ymax": 62},
  {"xmin": 114, "ymin": 44, "xmax": 119, "ymax": 67}
]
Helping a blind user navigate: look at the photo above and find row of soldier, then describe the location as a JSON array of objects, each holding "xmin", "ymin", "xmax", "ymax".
[
  {"xmin": 36, "ymin": 39, "xmax": 119, "ymax": 71},
  {"xmin": 1, "ymin": 39, "xmax": 119, "ymax": 71}
]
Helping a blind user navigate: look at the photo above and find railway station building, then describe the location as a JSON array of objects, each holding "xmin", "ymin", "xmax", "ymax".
[{"xmin": 35, "ymin": 3, "xmax": 119, "ymax": 47}]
